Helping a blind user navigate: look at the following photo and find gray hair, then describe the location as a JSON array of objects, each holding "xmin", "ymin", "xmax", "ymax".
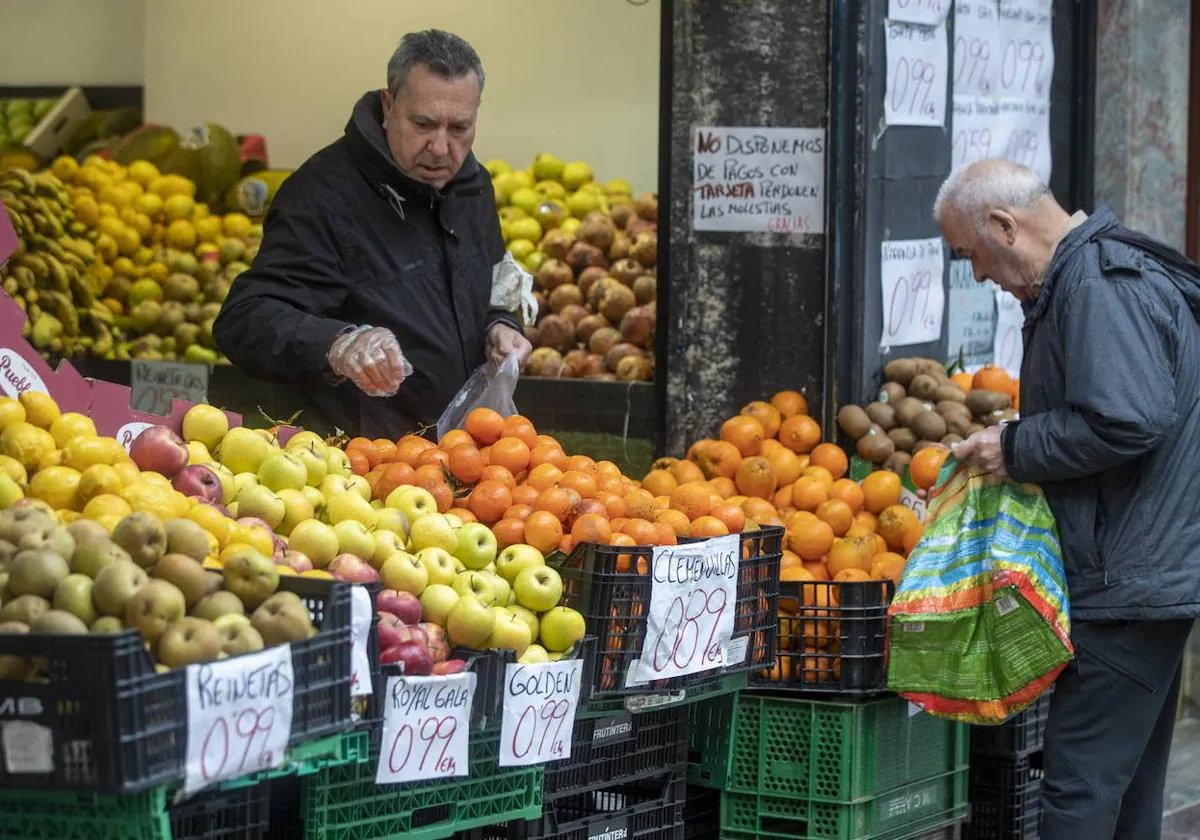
[
  {"xmin": 933, "ymin": 159, "xmax": 1050, "ymax": 229},
  {"xmin": 386, "ymin": 30, "xmax": 485, "ymax": 95}
]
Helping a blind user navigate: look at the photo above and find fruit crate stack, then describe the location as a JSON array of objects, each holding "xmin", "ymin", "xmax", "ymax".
[{"xmin": 965, "ymin": 693, "xmax": 1050, "ymax": 839}]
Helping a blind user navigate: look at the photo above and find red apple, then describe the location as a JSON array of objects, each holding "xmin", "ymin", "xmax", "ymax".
[
  {"xmin": 278, "ymin": 550, "xmax": 314, "ymax": 573},
  {"xmin": 173, "ymin": 464, "xmax": 223, "ymax": 503},
  {"xmin": 200, "ymin": 499, "xmax": 233, "ymax": 518},
  {"xmin": 418, "ymin": 622, "xmax": 451, "ymax": 663},
  {"xmin": 382, "ymin": 640, "xmax": 433, "ymax": 675},
  {"xmin": 431, "ymin": 658, "xmax": 468, "ymax": 676},
  {"xmin": 376, "ymin": 611, "xmax": 412, "ymax": 650},
  {"xmin": 329, "ymin": 553, "xmax": 380, "ymax": 584},
  {"xmin": 129, "ymin": 425, "xmax": 189, "ymax": 477},
  {"xmin": 376, "ymin": 589, "xmax": 422, "ymax": 625}
]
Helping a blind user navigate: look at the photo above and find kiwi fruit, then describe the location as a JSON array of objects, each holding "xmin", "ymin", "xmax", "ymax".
[
  {"xmin": 888, "ymin": 427, "xmax": 918, "ymax": 452},
  {"xmin": 912, "ymin": 410, "xmax": 949, "ymax": 442},
  {"xmin": 966, "ymin": 389, "xmax": 1012, "ymax": 417},
  {"xmin": 878, "ymin": 382, "xmax": 907, "ymax": 404},
  {"xmin": 856, "ymin": 431, "xmax": 896, "ymax": 463},
  {"xmin": 836, "ymin": 405, "xmax": 872, "ymax": 439},
  {"xmin": 934, "ymin": 385, "xmax": 967, "ymax": 403},
  {"xmin": 942, "ymin": 412, "xmax": 972, "ymax": 436},
  {"xmin": 884, "ymin": 451, "xmax": 913, "ymax": 474},
  {"xmin": 942, "ymin": 433, "xmax": 964, "ymax": 447},
  {"xmin": 966, "ymin": 423, "xmax": 986, "ymax": 436},
  {"xmin": 984, "ymin": 409, "xmax": 1020, "ymax": 427},
  {"xmin": 908, "ymin": 374, "xmax": 941, "ymax": 401},
  {"xmin": 936, "ymin": 399, "xmax": 971, "ymax": 418},
  {"xmin": 894, "ymin": 397, "xmax": 928, "ymax": 428},
  {"xmin": 882, "ymin": 358, "xmax": 919, "ymax": 386},
  {"xmin": 865, "ymin": 402, "xmax": 897, "ymax": 431}
]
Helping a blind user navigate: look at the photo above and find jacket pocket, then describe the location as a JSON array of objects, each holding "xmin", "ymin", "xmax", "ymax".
[{"xmin": 1093, "ymin": 463, "xmax": 1153, "ymax": 581}]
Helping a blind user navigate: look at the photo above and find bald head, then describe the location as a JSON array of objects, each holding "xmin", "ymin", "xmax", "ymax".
[{"xmin": 934, "ymin": 159, "xmax": 1072, "ymax": 303}]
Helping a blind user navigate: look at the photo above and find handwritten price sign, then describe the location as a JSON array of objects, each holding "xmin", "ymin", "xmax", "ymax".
[
  {"xmin": 499, "ymin": 660, "xmax": 582, "ymax": 767},
  {"xmin": 880, "ymin": 238, "xmax": 946, "ymax": 349},
  {"xmin": 899, "ymin": 487, "xmax": 928, "ymax": 523},
  {"xmin": 632, "ymin": 533, "xmax": 739, "ymax": 682},
  {"xmin": 375, "ymin": 672, "xmax": 474, "ymax": 784},
  {"xmin": 184, "ymin": 644, "xmax": 294, "ymax": 794},
  {"xmin": 993, "ymin": 287, "xmax": 1025, "ymax": 378},
  {"xmin": 130, "ymin": 360, "xmax": 209, "ymax": 417},
  {"xmin": 890, "ymin": 0, "xmax": 949, "ymax": 26},
  {"xmin": 884, "ymin": 20, "xmax": 948, "ymax": 128}
]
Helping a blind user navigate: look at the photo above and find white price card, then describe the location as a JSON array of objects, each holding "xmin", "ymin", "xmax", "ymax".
[
  {"xmin": 350, "ymin": 586, "xmax": 373, "ymax": 700},
  {"xmin": 993, "ymin": 288, "xmax": 1025, "ymax": 379},
  {"xmin": 995, "ymin": 99, "xmax": 1051, "ymax": 184},
  {"xmin": 636, "ymin": 533, "xmax": 740, "ymax": 682},
  {"xmin": 184, "ymin": 644, "xmax": 294, "ymax": 794},
  {"xmin": 899, "ymin": 487, "xmax": 929, "ymax": 523},
  {"xmin": 890, "ymin": 0, "xmax": 951, "ymax": 26},
  {"xmin": 375, "ymin": 672, "xmax": 474, "ymax": 784},
  {"xmin": 1, "ymin": 721, "xmax": 54, "ymax": 774},
  {"xmin": 880, "ymin": 238, "xmax": 946, "ymax": 348},
  {"xmin": 499, "ymin": 660, "xmax": 583, "ymax": 767},
  {"xmin": 996, "ymin": 0, "xmax": 1054, "ymax": 102},
  {"xmin": 953, "ymin": 0, "xmax": 1001, "ymax": 97},
  {"xmin": 946, "ymin": 259, "xmax": 996, "ymax": 369},
  {"xmin": 951, "ymin": 95, "xmax": 1000, "ymax": 171},
  {"xmin": 884, "ymin": 20, "xmax": 949, "ymax": 127},
  {"xmin": 692, "ymin": 127, "xmax": 826, "ymax": 234}
]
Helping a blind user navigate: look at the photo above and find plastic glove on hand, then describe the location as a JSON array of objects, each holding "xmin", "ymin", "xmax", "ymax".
[
  {"xmin": 328, "ymin": 326, "xmax": 412, "ymax": 397},
  {"xmin": 486, "ymin": 322, "xmax": 532, "ymax": 370}
]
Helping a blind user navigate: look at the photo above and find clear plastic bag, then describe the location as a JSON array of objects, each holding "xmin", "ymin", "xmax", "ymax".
[
  {"xmin": 436, "ymin": 353, "xmax": 520, "ymax": 441},
  {"xmin": 489, "ymin": 252, "xmax": 538, "ymax": 326}
]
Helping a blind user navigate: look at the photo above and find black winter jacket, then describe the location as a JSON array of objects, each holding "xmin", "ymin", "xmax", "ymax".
[
  {"xmin": 1001, "ymin": 205, "xmax": 1200, "ymax": 620},
  {"xmin": 213, "ymin": 91, "xmax": 517, "ymax": 438}
]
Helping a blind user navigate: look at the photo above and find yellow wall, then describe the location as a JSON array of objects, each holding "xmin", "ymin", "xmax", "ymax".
[
  {"xmin": 143, "ymin": 0, "xmax": 662, "ymax": 193},
  {"xmin": 0, "ymin": 0, "xmax": 145, "ymax": 85}
]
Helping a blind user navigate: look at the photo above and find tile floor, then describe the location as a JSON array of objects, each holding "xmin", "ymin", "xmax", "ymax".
[{"xmin": 1164, "ymin": 717, "xmax": 1200, "ymax": 839}]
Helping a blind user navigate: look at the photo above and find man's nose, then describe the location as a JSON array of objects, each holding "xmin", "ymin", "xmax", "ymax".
[{"xmin": 428, "ymin": 130, "xmax": 450, "ymax": 157}]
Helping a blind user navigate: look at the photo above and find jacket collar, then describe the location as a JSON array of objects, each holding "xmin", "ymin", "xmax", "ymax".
[
  {"xmin": 1025, "ymin": 204, "xmax": 1122, "ymax": 322},
  {"xmin": 343, "ymin": 90, "xmax": 487, "ymax": 205}
]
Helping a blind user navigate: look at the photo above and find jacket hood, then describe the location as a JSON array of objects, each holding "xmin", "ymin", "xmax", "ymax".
[
  {"xmin": 344, "ymin": 90, "xmax": 487, "ymax": 202},
  {"xmin": 1026, "ymin": 204, "xmax": 1121, "ymax": 322}
]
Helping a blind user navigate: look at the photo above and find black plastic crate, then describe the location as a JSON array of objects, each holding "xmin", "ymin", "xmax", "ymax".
[
  {"xmin": 751, "ymin": 578, "xmax": 894, "ymax": 695},
  {"xmin": 0, "ymin": 576, "xmax": 354, "ymax": 793},
  {"xmin": 545, "ymin": 707, "xmax": 688, "ymax": 801},
  {"xmin": 683, "ymin": 783, "xmax": 720, "ymax": 840},
  {"xmin": 170, "ymin": 779, "xmax": 272, "ymax": 840},
  {"xmin": 551, "ymin": 526, "xmax": 782, "ymax": 699},
  {"xmin": 970, "ymin": 693, "xmax": 1051, "ymax": 758},
  {"xmin": 966, "ymin": 754, "xmax": 1043, "ymax": 840},
  {"xmin": 510, "ymin": 769, "xmax": 687, "ymax": 840}
]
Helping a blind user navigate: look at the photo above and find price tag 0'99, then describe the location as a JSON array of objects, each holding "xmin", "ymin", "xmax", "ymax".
[{"xmin": 375, "ymin": 672, "xmax": 474, "ymax": 784}]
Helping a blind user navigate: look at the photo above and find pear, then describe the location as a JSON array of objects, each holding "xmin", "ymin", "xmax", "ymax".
[
  {"xmin": 157, "ymin": 617, "xmax": 224, "ymax": 668},
  {"xmin": 219, "ymin": 622, "xmax": 265, "ymax": 657},
  {"xmin": 124, "ymin": 579, "xmax": 186, "ymax": 644},
  {"xmin": 92, "ymin": 561, "xmax": 149, "ymax": 617},
  {"xmin": 0, "ymin": 507, "xmax": 56, "ymax": 546},
  {"xmin": 163, "ymin": 518, "xmax": 211, "ymax": 563},
  {"xmin": 112, "ymin": 512, "xmax": 168, "ymax": 569},
  {"xmin": 31, "ymin": 609, "xmax": 89, "ymax": 635},
  {"xmin": 193, "ymin": 590, "xmax": 245, "ymax": 622},
  {"xmin": 0, "ymin": 594, "xmax": 49, "ymax": 625},
  {"xmin": 52, "ymin": 574, "xmax": 98, "ymax": 626},
  {"xmin": 66, "ymin": 518, "xmax": 111, "ymax": 547},
  {"xmin": 18, "ymin": 527, "xmax": 75, "ymax": 561},
  {"xmin": 91, "ymin": 616, "xmax": 124, "ymax": 633},
  {"xmin": 71, "ymin": 539, "xmax": 132, "ymax": 579},
  {"xmin": 8, "ymin": 549, "xmax": 70, "ymax": 599}
]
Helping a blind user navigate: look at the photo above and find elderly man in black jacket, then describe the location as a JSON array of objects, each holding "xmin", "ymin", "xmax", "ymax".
[
  {"xmin": 214, "ymin": 29, "xmax": 531, "ymax": 438},
  {"xmin": 937, "ymin": 158, "xmax": 1200, "ymax": 840}
]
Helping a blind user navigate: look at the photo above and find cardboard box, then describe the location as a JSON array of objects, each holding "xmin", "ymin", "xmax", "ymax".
[
  {"xmin": 88, "ymin": 377, "xmax": 242, "ymax": 451},
  {"xmin": 23, "ymin": 87, "xmax": 91, "ymax": 160}
]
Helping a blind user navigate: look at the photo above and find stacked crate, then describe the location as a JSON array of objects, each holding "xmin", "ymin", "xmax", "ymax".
[
  {"xmin": 966, "ymin": 693, "xmax": 1050, "ymax": 839},
  {"xmin": 684, "ymin": 575, "xmax": 972, "ymax": 840}
]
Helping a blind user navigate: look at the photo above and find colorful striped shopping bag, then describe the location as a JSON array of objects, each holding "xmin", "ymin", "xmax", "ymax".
[{"xmin": 886, "ymin": 457, "xmax": 1074, "ymax": 725}]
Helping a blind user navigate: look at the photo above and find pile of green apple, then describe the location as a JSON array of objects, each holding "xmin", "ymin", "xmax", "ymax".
[{"xmin": 0, "ymin": 504, "xmax": 315, "ymax": 676}]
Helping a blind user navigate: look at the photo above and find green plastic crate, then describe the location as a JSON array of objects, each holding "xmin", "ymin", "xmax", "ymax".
[
  {"xmin": 719, "ymin": 769, "xmax": 969, "ymax": 840},
  {"xmin": 687, "ymin": 690, "xmax": 738, "ymax": 787},
  {"xmin": 691, "ymin": 693, "xmax": 968, "ymax": 800},
  {"xmin": 575, "ymin": 670, "xmax": 748, "ymax": 720},
  {"xmin": 301, "ymin": 728, "xmax": 542, "ymax": 840}
]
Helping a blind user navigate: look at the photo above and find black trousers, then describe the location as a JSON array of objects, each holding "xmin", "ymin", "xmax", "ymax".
[{"xmin": 1040, "ymin": 618, "xmax": 1194, "ymax": 840}]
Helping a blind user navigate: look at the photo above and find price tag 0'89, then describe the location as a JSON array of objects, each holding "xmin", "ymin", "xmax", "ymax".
[
  {"xmin": 376, "ymin": 672, "xmax": 474, "ymax": 784},
  {"xmin": 184, "ymin": 644, "xmax": 295, "ymax": 794},
  {"xmin": 637, "ymin": 533, "xmax": 740, "ymax": 682}
]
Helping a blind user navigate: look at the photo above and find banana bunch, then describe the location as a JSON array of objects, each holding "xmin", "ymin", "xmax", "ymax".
[{"xmin": 0, "ymin": 168, "xmax": 113, "ymax": 357}]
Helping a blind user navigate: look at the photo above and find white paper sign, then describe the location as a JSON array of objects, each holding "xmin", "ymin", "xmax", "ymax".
[
  {"xmin": 884, "ymin": 20, "xmax": 949, "ymax": 127},
  {"xmin": 946, "ymin": 259, "xmax": 996, "ymax": 368},
  {"xmin": 899, "ymin": 486, "xmax": 929, "ymax": 523},
  {"xmin": 953, "ymin": 0, "xmax": 1000, "ymax": 97},
  {"xmin": 692, "ymin": 127, "xmax": 826, "ymax": 234},
  {"xmin": 995, "ymin": 99, "xmax": 1051, "ymax": 184},
  {"xmin": 184, "ymin": 644, "xmax": 294, "ymax": 794},
  {"xmin": 499, "ymin": 660, "xmax": 583, "ymax": 767},
  {"xmin": 117, "ymin": 422, "xmax": 154, "ymax": 453},
  {"xmin": 1, "ymin": 721, "xmax": 53, "ymax": 774},
  {"xmin": 996, "ymin": 0, "xmax": 1054, "ymax": 102},
  {"xmin": 951, "ymin": 95, "xmax": 1000, "ymax": 170},
  {"xmin": 375, "ymin": 672, "xmax": 474, "ymax": 784},
  {"xmin": 636, "ymin": 533, "xmax": 739, "ymax": 682},
  {"xmin": 349, "ymin": 586, "xmax": 373, "ymax": 699},
  {"xmin": 889, "ymin": 0, "xmax": 951, "ymax": 26},
  {"xmin": 880, "ymin": 238, "xmax": 946, "ymax": 348},
  {"xmin": 993, "ymin": 288, "xmax": 1025, "ymax": 378}
]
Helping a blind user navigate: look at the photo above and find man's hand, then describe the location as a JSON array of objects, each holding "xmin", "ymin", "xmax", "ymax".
[
  {"xmin": 328, "ymin": 326, "xmax": 412, "ymax": 397},
  {"xmin": 486, "ymin": 322, "xmax": 532, "ymax": 370},
  {"xmin": 952, "ymin": 425, "xmax": 1009, "ymax": 476}
]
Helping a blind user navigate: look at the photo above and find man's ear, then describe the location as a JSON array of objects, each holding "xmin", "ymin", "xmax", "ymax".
[
  {"xmin": 380, "ymin": 89, "xmax": 394, "ymax": 124},
  {"xmin": 987, "ymin": 208, "xmax": 1017, "ymax": 245}
]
